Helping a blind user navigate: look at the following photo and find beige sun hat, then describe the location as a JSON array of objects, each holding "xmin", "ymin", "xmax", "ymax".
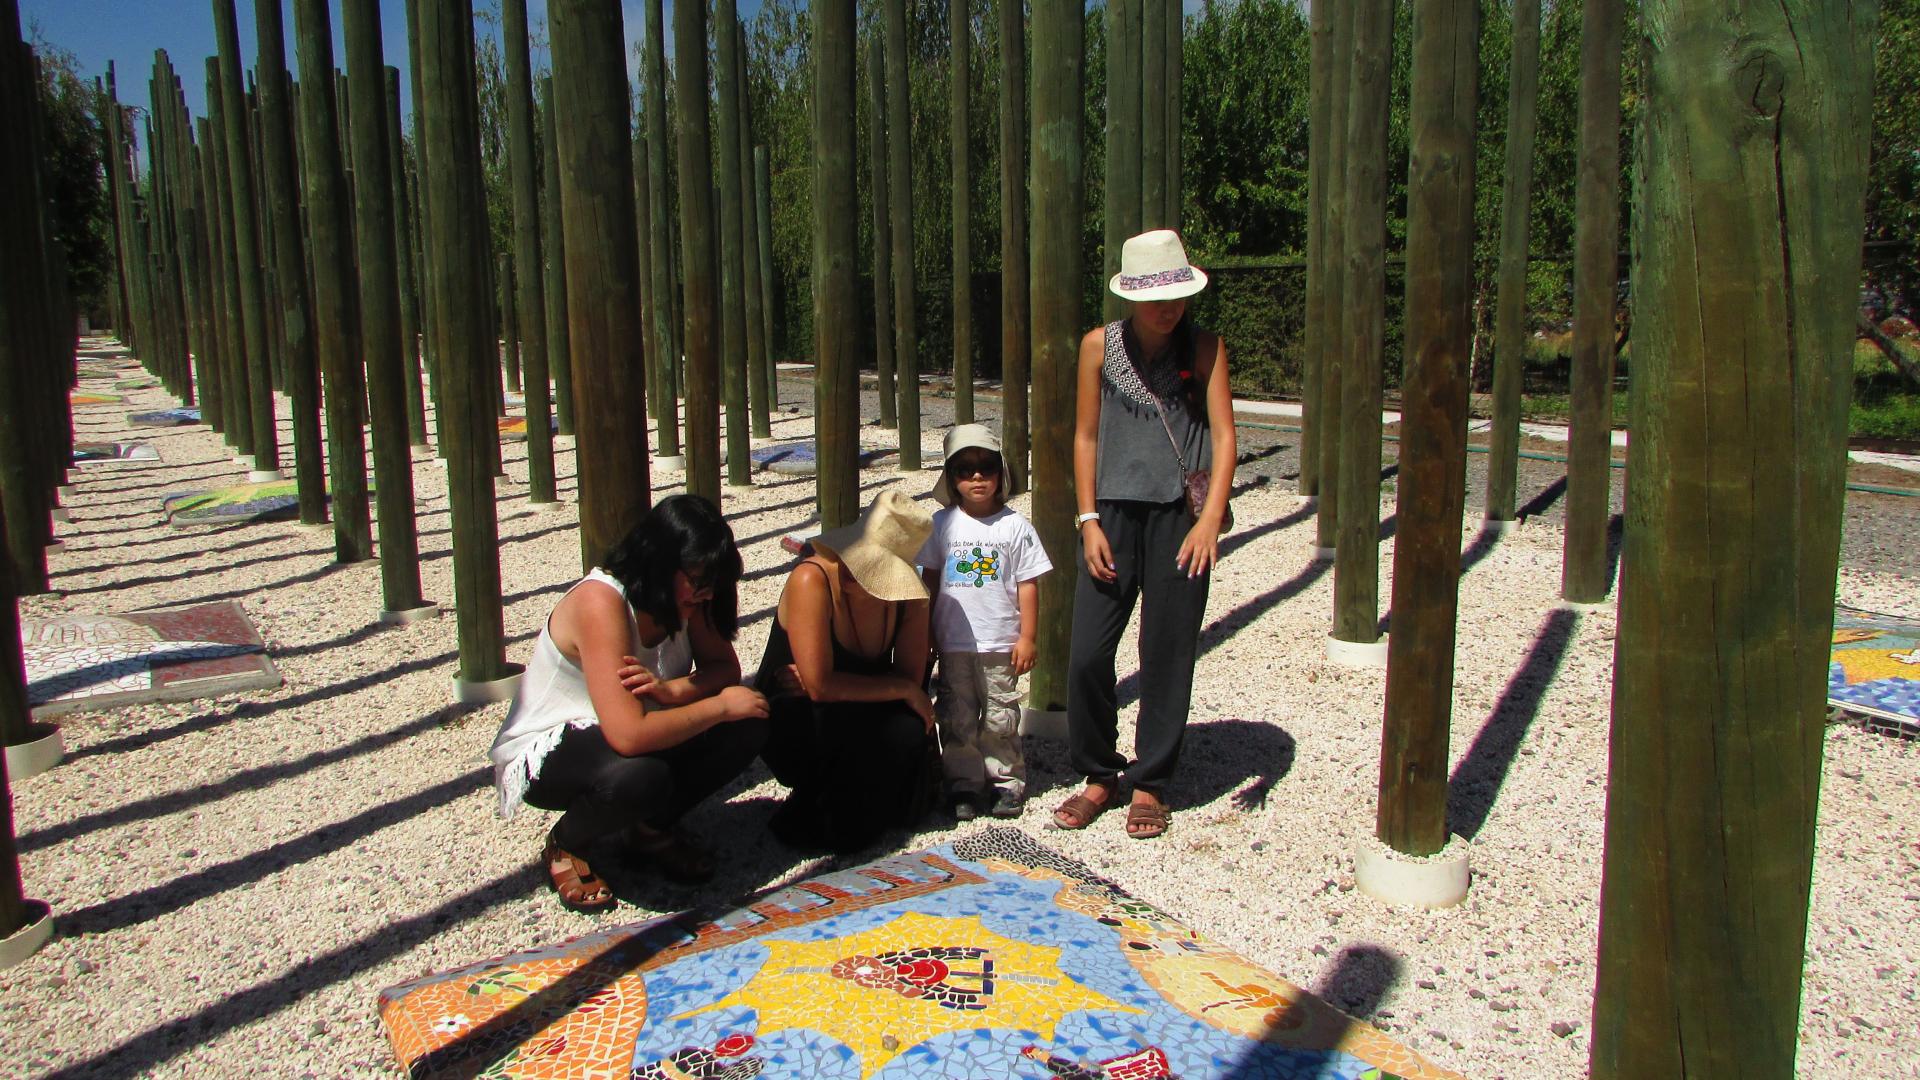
[
  {"xmin": 1108, "ymin": 229, "xmax": 1209, "ymax": 301},
  {"xmin": 809, "ymin": 490, "xmax": 934, "ymax": 602},
  {"xmin": 930, "ymin": 423, "xmax": 1019, "ymax": 507}
]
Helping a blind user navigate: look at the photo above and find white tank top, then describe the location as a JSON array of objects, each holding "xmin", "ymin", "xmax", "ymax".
[{"xmin": 487, "ymin": 568, "xmax": 693, "ymax": 817}]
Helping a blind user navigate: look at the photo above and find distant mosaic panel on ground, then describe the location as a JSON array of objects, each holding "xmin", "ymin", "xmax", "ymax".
[
  {"xmin": 380, "ymin": 828, "xmax": 1458, "ymax": 1080},
  {"xmin": 1829, "ymin": 606, "xmax": 1920, "ymax": 730},
  {"xmin": 23, "ymin": 601, "xmax": 280, "ymax": 717}
]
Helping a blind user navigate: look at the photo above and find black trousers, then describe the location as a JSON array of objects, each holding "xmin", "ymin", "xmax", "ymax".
[
  {"xmin": 524, "ymin": 716, "xmax": 769, "ymax": 853},
  {"xmin": 1067, "ymin": 498, "xmax": 1210, "ymax": 793},
  {"xmin": 761, "ymin": 697, "xmax": 930, "ymax": 854}
]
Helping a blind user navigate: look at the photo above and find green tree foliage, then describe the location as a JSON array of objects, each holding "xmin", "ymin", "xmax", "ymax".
[
  {"xmin": 28, "ymin": 29, "xmax": 110, "ymax": 319},
  {"xmin": 1865, "ymin": 0, "xmax": 1917, "ymax": 312}
]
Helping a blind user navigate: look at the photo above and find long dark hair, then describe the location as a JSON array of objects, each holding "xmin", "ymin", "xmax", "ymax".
[{"xmin": 602, "ymin": 494, "xmax": 743, "ymax": 639}]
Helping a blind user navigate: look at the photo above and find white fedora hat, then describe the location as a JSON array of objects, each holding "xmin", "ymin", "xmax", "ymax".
[{"xmin": 1108, "ymin": 229, "xmax": 1209, "ymax": 301}]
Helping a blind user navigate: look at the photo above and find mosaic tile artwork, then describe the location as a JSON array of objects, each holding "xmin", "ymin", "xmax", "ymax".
[
  {"xmin": 71, "ymin": 392, "xmax": 126, "ymax": 406},
  {"xmin": 114, "ymin": 376, "xmax": 162, "ymax": 390},
  {"xmin": 73, "ymin": 441, "xmax": 160, "ymax": 465},
  {"xmin": 499, "ymin": 416, "xmax": 560, "ymax": 442},
  {"xmin": 23, "ymin": 601, "xmax": 281, "ymax": 717},
  {"xmin": 77, "ymin": 362, "xmax": 135, "ymax": 380},
  {"xmin": 1829, "ymin": 607, "xmax": 1920, "ymax": 726},
  {"xmin": 748, "ymin": 441, "xmax": 899, "ymax": 476},
  {"xmin": 129, "ymin": 407, "xmax": 203, "ymax": 428},
  {"xmin": 379, "ymin": 829, "xmax": 1461, "ymax": 1080}
]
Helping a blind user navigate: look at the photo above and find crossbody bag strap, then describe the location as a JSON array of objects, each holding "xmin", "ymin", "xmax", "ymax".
[{"xmin": 1127, "ymin": 339, "xmax": 1190, "ymax": 474}]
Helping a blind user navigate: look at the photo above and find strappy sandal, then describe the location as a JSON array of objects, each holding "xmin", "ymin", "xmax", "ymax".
[
  {"xmin": 1125, "ymin": 798, "xmax": 1171, "ymax": 840},
  {"xmin": 630, "ymin": 828, "xmax": 716, "ymax": 885},
  {"xmin": 542, "ymin": 836, "xmax": 614, "ymax": 913},
  {"xmin": 1051, "ymin": 791, "xmax": 1114, "ymax": 831}
]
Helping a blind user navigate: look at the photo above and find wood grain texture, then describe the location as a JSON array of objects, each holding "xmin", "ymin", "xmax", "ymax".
[{"xmin": 813, "ymin": 0, "xmax": 860, "ymax": 529}]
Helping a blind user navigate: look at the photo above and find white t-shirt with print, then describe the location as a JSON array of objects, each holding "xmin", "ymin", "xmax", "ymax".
[{"xmin": 915, "ymin": 505, "xmax": 1052, "ymax": 652}]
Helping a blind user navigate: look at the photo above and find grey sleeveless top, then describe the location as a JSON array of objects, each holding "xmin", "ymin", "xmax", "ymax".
[{"xmin": 1095, "ymin": 319, "xmax": 1211, "ymax": 503}]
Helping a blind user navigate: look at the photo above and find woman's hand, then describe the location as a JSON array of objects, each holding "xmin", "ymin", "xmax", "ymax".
[
  {"xmin": 1081, "ymin": 521, "xmax": 1118, "ymax": 583},
  {"xmin": 1176, "ymin": 518, "xmax": 1223, "ymax": 579},
  {"xmin": 618, "ymin": 656, "xmax": 658, "ymax": 700},
  {"xmin": 714, "ymin": 685, "xmax": 770, "ymax": 722},
  {"xmin": 905, "ymin": 685, "xmax": 936, "ymax": 734},
  {"xmin": 772, "ymin": 662, "xmax": 808, "ymax": 699}
]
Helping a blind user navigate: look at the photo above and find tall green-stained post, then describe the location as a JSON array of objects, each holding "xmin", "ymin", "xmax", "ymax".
[
  {"xmin": 949, "ymin": 0, "xmax": 972, "ymax": 423},
  {"xmin": 867, "ymin": 33, "xmax": 897, "ymax": 430},
  {"xmin": 195, "ymin": 112, "xmax": 235, "ymax": 444},
  {"xmin": 1299, "ymin": 0, "xmax": 1331, "ymax": 499},
  {"xmin": 1164, "ymin": 0, "xmax": 1181, "ymax": 228},
  {"xmin": 1026, "ymin": 0, "xmax": 1081, "ymax": 717},
  {"xmin": 212, "ymin": 0, "xmax": 280, "ymax": 478},
  {"xmin": 419, "ymin": 0, "xmax": 516, "ymax": 694},
  {"xmin": 1376, "ymin": 0, "xmax": 1479, "ymax": 858},
  {"xmin": 1590, "ymin": 4, "xmax": 1879, "ymax": 1073},
  {"xmin": 1313, "ymin": 0, "xmax": 1353, "ymax": 559},
  {"xmin": 254, "ymin": 0, "xmax": 328, "ymax": 526},
  {"xmin": 0, "ymin": 24, "xmax": 51, "ymax": 593},
  {"xmin": 343, "ymin": 0, "xmax": 432, "ymax": 620},
  {"xmin": 998, "ymin": 0, "xmax": 1028, "ymax": 491},
  {"xmin": 713, "ymin": 0, "xmax": 750, "ymax": 488},
  {"xmin": 204, "ymin": 70, "xmax": 254, "ymax": 456},
  {"xmin": 552, "ymin": 0, "xmax": 653, "ymax": 566},
  {"xmin": 642, "ymin": 0, "xmax": 677, "ymax": 459},
  {"xmin": 386, "ymin": 68, "xmax": 429, "ymax": 448},
  {"xmin": 634, "ymin": 127, "xmax": 660, "ymax": 424},
  {"xmin": 1138, "ymin": 0, "xmax": 1165, "ymax": 229},
  {"xmin": 675, "ymin": 0, "xmax": 721, "ymax": 501},
  {"xmin": 497, "ymin": 254, "xmax": 521, "ymax": 393},
  {"xmin": 736, "ymin": 16, "xmax": 771, "ymax": 438},
  {"xmin": 1102, "ymin": 0, "xmax": 1139, "ymax": 324},
  {"xmin": 291, "ymin": 0, "xmax": 374, "ymax": 564},
  {"xmin": 1561, "ymin": 0, "xmax": 1624, "ymax": 604},
  {"xmin": 884, "ymin": 0, "xmax": 919, "ymax": 469},
  {"xmin": 502, "ymin": 0, "xmax": 553, "ymax": 503},
  {"xmin": 1332, "ymin": 0, "xmax": 1393, "ymax": 650},
  {"xmin": 405, "ymin": 0, "xmax": 444, "ymax": 444},
  {"xmin": 812, "ymin": 0, "xmax": 859, "ymax": 530},
  {"xmin": 754, "ymin": 144, "xmax": 776, "ymax": 416},
  {"xmin": 1485, "ymin": 0, "xmax": 1542, "ymax": 527},
  {"xmin": 540, "ymin": 78, "xmax": 576, "ymax": 445},
  {"xmin": 1, "ymin": 512, "xmax": 47, "ymax": 948}
]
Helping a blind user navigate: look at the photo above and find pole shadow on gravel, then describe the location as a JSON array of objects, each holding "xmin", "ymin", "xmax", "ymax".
[
  {"xmin": 54, "ymin": 531, "xmax": 288, "ymax": 576},
  {"xmin": 1219, "ymin": 944, "xmax": 1404, "ymax": 1079},
  {"xmin": 1445, "ymin": 608, "xmax": 1579, "ymax": 840},
  {"xmin": 55, "ymin": 544, "xmax": 332, "ymax": 596}
]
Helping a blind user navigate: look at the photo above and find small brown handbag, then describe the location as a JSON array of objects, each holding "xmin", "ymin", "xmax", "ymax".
[{"xmin": 1146, "ymin": 388, "xmax": 1233, "ymax": 532}]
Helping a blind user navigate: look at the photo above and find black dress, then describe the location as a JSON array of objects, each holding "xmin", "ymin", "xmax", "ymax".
[{"xmin": 756, "ymin": 561, "xmax": 933, "ymax": 853}]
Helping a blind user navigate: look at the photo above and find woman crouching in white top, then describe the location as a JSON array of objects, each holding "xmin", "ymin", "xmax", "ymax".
[{"xmin": 489, "ymin": 494, "xmax": 769, "ymax": 912}]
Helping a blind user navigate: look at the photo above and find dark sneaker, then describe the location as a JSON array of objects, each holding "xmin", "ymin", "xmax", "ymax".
[{"xmin": 989, "ymin": 790, "xmax": 1025, "ymax": 819}]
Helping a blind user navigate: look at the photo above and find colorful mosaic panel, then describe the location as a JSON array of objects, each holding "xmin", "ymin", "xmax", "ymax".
[
  {"xmin": 71, "ymin": 392, "xmax": 126, "ymax": 405},
  {"xmin": 380, "ymin": 831, "xmax": 1463, "ymax": 1080},
  {"xmin": 23, "ymin": 601, "xmax": 281, "ymax": 716},
  {"xmin": 1830, "ymin": 607, "xmax": 1920, "ymax": 725},
  {"xmin": 499, "ymin": 416, "xmax": 560, "ymax": 443},
  {"xmin": 73, "ymin": 441, "xmax": 160, "ymax": 465},
  {"xmin": 114, "ymin": 377, "xmax": 162, "ymax": 390},
  {"xmin": 162, "ymin": 479, "xmax": 363, "ymax": 528},
  {"xmin": 129, "ymin": 407, "xmax": 203, "ymax": 428},
  {"xmin": 748, "ymin": 441, "xmax": 899, "ymax": 476}
]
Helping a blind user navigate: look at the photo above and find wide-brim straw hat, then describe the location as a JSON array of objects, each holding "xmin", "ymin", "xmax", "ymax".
[
  {"xmin": 809, "ymin": 490, "xmax": 934, "ymax": 602},
  {"xmin": 930, "ymin": 423, "xmax": 1019, "ymax": 507},
  {"xmin": 1108, "ymin": 229, "xmax": 1210, "ymax": 301}
]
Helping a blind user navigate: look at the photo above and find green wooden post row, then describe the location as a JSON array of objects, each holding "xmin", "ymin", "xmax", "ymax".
[{"xmin": 812, "ymin": 0, "xmax": 859, "ymax": 530}]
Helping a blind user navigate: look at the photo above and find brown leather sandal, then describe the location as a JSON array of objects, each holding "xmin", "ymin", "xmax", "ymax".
[
  {"xmin": 1125, "ymin": 799, "xmax": 1171, "ymax": 840},
  {"xmin": 542, "ymin": 837, "xmax": 614, "ymax": 913},
  {"xmin": 1051, "ymin": 792, "xmax": 1114, "ymax": 831}
]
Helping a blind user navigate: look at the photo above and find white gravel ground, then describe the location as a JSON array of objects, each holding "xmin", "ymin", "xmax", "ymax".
[{"xmin": 2, "ymin": 352, "xmax": 1916, "ymax": 1078}]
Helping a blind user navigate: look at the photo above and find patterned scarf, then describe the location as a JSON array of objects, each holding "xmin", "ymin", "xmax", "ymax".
[{"xmin": 1102, "ymin": 320, "xmax": 1188, "ymax": 411}]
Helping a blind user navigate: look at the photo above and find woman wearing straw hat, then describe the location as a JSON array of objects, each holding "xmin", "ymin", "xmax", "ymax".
[
  {"xmin": 1053, "ymin": 230, "xmax": 1237, "ymax": 840},
  {"xmin": 757, "ymin": 490, "xmax": 938, "ymax": 853}
]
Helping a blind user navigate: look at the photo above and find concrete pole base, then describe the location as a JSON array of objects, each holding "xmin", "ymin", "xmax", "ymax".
[
  {"xmin": 378, "ymin": 603, "xmax": 442, "ymax": 627},
  {"xmin": 44, "ymin": 540, "xmax": 64, "ymax": 554},
  {"xmin": 246, "ymin": 469, "xmax": 284, "ymax": 484},
  {"xmin": 1479, "ymin": 516, "xmax": 1516, "ymax": 537},
  {"xmin": 1556, "ymin": 597, "xmax": 1612, "ymax": 613},
  {"xmin": 58, "ymin": 485, "xmax": 75, "ymax": 500},
  {"xmin": 530, "ymin": 496, "xmax": 566, "ymax": 511},
  {"xmin": 654, "ymin": 454, "xmax": 686, "ymax": 472},
  {"xmin": 1311, "ymin": 545, "xmax": 1337, "ymax": 562},
  {"xmin": 4, "ymin": 723, "xmax": 65, "ymax": 780},
  {"xmin": 0, "ymin": 900, "xmax": 53, "ymax": 971},
  {"xmin": 1020, "ymin": 707, "xmax": 1068, "ymax": 741},
  {"xmin": 50, "ymin": 508, "xmax": 70, "ymax": 523},
  {"xmin": 1353, "ymin": 832, "xmax": 1471, "ymax": 909},
  {"xmin": 452, "ymin": 668, "xmax": 523, "ymax": 707},
  {"xmin": 1295, "ymin": 495, "xmax": 1318, "ymax": 509},
  {"xmin": 1326, "ymin": 633, "xmax": 1389, "ymax": 668}
]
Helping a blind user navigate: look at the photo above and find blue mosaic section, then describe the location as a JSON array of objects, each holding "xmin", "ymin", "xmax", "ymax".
[{"xmin": 1828, "ymin": 607, "xmax": 1920, "ymax": 724}]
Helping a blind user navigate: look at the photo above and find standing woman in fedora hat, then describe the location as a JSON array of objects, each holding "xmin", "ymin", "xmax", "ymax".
[
  {"xmin": 758, "ymin": 490, "xmax": 938, "ymax": 853},
  {"xmin": 1054, "ymin": 229, "xmax": 1237, "ymax": 840}
]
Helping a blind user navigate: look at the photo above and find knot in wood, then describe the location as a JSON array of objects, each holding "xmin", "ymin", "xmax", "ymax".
[{"xmin": 1734, "ymin": 50, "xmax": 1787, "ymax": 119}]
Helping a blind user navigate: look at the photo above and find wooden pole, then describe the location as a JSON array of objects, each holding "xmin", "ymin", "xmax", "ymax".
[
  {"xmin": 754, "ymin": 143, "xmax": 777, "ymax": 418},
  {"xmin": 736, "ymin": 16, "xmax": 771, "ymax": 439},
  {"xmin": 1332, "ymin": 0, "xmax": 1393, "ymax": 647},
  {"xmin": 418, "ymin": 0, "xmax": 512, "ymax": 685},
  {"xmin": 675, "ymin": 0, "xmax": 721, "ymax": 501},
  {"xmin": 501, "ymin": 0, "xmax": 552, "ymax": 504},
  {"xmin": 1026, "ymin": 0, "xmax": 1081, "ymax": 716},
  {"xmin": 1590, "ymin": 5, "xmax": 1879, "ymax": 1074},
  {"xmin": 254, "ymin": 1, "xmax": 329, "ymax": 526},
  {"xmin": 343, "ymin": 0, "xmax": 429, "ymax": 616},
  {"xmin": 540, "ymin": 77, "xmax": 576, "ymax": 447},
  {"xmin": 404, "ymin": 0, "xmax": 445, "ymax": 446},
  {"xmin": 884, "ymin": 0, "xmax": 919, "ymax": 470},
  {"xmin": 714, "ymin": 0, "xmax": 750, "ymax": 488},
  {"xmin": 1138, "ymin": 0, "xmax": 1165, "ymax": 230},
  {"xmin": 949, "ymin": 0, "xmax": 972, "ymax": 423},
  {"xmin": 212, "ymin": 0, "xmax": 281, "ymax": 477},
  {"xmin": 552, "ymin": 0, "xmax": 652, "ymax": 566},
  {"xmin": 0, "ymin": 24, "xmax": 51, "ymax": 593},
  {"xmin": 1484, "ymin": 0, "xmax": 1542, "ymax": 527},
  {"xmin": 998, "ymin": 0, "xmax": 1029, "ymax": 491},
  {"xmin": 204, "ymin": 70, "xmax": 254, "ymax": 456},
  {"xmin": 1300, "ymin": 0, "xmax": 1332, "ymax": 499},
  {"xmin": 1164, "ymin": 0, "xmax": 1181, "ymax": 229},
  {"xmin": 386, "ymin": 68, "xmax": 429, "ymax": 449},
  {"xmin": 1102, "ymin": 0, "xmax": 1139, "ymax": 324},
  {"xmin": 1313, "ymin": 0, "xmax": 1353, "ymax": 557},
  {"xmin": 867, "ymin": 32, "xmax": 897, "ymax": 431},
  {"xmin": 291, "ymin": 0, "xmax": 374, "ymax": 564},
  {"xmin": 196, "ymin": 110, "xmax": 237, "ymax": 445},
  {"xmin": 1560, "ymin": 0, "xmax": 1624, "ymax": 604},
  {"xmin": 0, "ymin": 512, "xmax": 36, "ymax": 940},
  {"xmin": 633, "ymin": 126, "xmax": 659, "ymax": 425},
  {"xmin": 641, "ymin": 0, "xmax": 677, "ymax": 457},
  {"xmin": 813, "ymin": 0, "xmax": 859, "ymax": 530},
  {"xmin": 1377, "ymin": 0, "xmax": 1479, "ymax": 857},
  {"xmin": 497, "ymin": 253, "xmax": 521, "ymax": 394}
]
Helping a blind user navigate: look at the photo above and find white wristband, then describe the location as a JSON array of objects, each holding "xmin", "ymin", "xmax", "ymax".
[{"xmin": 1075, "ymin": 512, "xmax": 1101, "ymax": 527}]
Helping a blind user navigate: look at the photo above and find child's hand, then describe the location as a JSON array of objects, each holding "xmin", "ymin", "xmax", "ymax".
[
  {"xmin": 618, "ymin": 656, "xmax": 658, "ymax": 700},
  {"xmin": 1010, "ymin": 637, "xmax": 1036, "ymax": 675}
]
